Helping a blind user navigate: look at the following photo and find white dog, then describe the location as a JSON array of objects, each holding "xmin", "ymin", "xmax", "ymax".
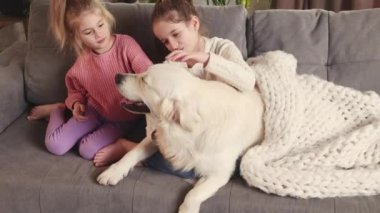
[{"xmin": 97, "ymin": 63, "xmax": 264, "ymax": 213}]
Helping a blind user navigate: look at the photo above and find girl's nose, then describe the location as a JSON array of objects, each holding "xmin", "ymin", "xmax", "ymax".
[
  {"xmin": 167, "ymin": 39, "xmax": 178, "ymax": 51},
  {"xmin": 94, "ymin": 29, "xmax": 101, "ymax": 38}
]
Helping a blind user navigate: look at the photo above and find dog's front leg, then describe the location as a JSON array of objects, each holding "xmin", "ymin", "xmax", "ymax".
[
  {"xmin": 178, "ymin": 173, "xmax": 231, "ymax": 213},
  {"xmin": 97, "ymin": 137, "xmax": 157, "ymax": 186}
]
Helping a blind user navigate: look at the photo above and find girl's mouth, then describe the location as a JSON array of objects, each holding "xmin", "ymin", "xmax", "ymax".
[{"xmin": 97, "ymin": 38, "xmax": 105, "ymax": 44}]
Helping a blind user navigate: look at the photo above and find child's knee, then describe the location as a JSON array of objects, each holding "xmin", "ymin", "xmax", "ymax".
[
  {"xmin": 78, "ymin": 139, "xmax": 97, "ymax": 160},
  {"xmin": 45, "ymin": 137, "xmax": 67, "ymax": 156}
]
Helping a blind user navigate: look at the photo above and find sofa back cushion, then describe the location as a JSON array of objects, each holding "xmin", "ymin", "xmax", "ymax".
[
  {"xmin": 246, "ymin": 8, "xmax": 380, "ymax": 93},
  {"xmin": 25, "ymin": 0, "xmax": 247, "ymax": 104},
  {"xmin": 247, "ymin": 9, "xmax": 329, "ymax": 79}
]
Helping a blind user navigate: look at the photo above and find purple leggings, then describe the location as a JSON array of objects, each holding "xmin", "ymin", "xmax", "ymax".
[{"xmin": 45, "ymin": 106, "xmax": 132, "ymax": 160}]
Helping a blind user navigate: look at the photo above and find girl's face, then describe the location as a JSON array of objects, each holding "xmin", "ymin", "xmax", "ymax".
[
  {"xmin": 153, "ymin": 16, "xmax": 202, "ymax": 53},
  {"xmin": 77, "ymin": 10, "xmax": 114, "ymax": 54}
]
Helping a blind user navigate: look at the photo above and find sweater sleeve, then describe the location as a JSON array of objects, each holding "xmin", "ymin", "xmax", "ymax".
[
  {"xmin": 204, "ymin": 38, "xmax": 255, "ymax": 92},
  {"xmin": 65, "ymin": 73, "xmax": 86, "ymax": 110},
  {"xmin": 124, "ymin": 36, "xmax": 153, "ymax": 73}
]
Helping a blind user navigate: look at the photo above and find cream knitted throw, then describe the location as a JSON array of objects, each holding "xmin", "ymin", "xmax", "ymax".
[{"xmin": 240, "ymin": 51, "xmax": 380, "ymax": 198}]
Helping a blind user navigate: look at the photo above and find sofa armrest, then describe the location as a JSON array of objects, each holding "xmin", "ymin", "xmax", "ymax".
[{"xmin": 0, "ymin": 41, "xmax": 28, "ymax": 133}]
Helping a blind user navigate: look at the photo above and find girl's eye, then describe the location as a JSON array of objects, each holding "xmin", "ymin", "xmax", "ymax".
[
  {"xmin": 84, "ymin": 31, "xmax": 92, "ymax": 35},
  {"xmin": 98, "ymin": 23, "xmax": 104, "ymax": 28}
]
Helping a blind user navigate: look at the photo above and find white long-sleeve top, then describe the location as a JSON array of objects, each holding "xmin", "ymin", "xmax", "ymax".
[{"xmin": 194, "ymin": 37, "xmax": 256, "ymax": 92}]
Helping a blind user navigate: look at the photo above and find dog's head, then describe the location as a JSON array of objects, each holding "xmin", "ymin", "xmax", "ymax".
[{"xmin": 116, "ymin": 63, "xmax": 201, "ymax": 131}]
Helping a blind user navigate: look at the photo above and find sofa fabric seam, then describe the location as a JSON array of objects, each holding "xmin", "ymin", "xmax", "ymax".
[{"xmin": 327, "ymin": 10, "xmax": 331, "ymax": 81}]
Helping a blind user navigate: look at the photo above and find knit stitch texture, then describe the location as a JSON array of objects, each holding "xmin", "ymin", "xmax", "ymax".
[{"xmin": 240, "ymin": 51, "xmax": 380, "ymax": 198}]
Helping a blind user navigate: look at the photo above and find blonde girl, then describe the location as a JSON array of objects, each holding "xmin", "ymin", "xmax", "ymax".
[{"xmin": 29, "ymin": 0, "xmax": 152, "ymax": 166}]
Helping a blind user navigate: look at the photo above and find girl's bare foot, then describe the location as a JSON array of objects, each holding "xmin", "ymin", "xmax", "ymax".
[
  {"xmin": 27, "ymin": 103, "xmax": 65, "ymax": 121},
  {"xmin": 93, "ymin": 139, "xmax": 137, "ymax": 167}
]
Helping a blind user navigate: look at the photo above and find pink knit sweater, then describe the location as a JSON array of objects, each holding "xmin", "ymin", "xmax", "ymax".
[{"xmin": 65, "ymin": 34, "xmax": 152, "ymax": 122}]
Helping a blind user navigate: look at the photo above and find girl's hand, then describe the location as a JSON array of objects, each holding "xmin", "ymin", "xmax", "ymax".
[
  {"xmin": 166, "ymin": 50, "xmax": 210, "ymax": 68},
  {"xmin": 72, "ymin": 102, "xmax": 88, "ymax": 121}
]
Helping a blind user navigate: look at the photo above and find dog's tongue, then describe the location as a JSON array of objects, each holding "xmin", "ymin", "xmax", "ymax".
[
  {"xmin": 120, "ymin": 98, "xmax": 150, "ymax": 114},
  {"xmin": 120, "ymin": 98, "xmax": 134, "ymax": 106}
]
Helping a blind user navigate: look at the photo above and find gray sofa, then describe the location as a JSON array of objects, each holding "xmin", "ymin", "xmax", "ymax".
[{"xmin": 1, "ymin": 0, "xmax": 380, "ymax": 212}]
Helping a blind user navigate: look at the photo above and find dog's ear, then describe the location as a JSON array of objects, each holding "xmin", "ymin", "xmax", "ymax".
[
  {"xmin": 160, "ymin": 98, "xmax": 201, "ymax": 132},
  {"xmin": 160, "ymin": 98, "xmax": 176, "ymax": 122}
]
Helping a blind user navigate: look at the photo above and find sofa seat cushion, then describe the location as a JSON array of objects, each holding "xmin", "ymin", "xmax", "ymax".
[{"xmin": 1, "ymin": 114, "xmax": 380, "ymax": 213}]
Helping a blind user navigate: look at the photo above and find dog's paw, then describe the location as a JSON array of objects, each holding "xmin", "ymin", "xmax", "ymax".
[
  {"xmin": 178, "ymin": 203, "xmax": 200, "ymax": 213},
  {"xmin": 97, "ymin": 165, "xmax": 127, "ymax": 186}
]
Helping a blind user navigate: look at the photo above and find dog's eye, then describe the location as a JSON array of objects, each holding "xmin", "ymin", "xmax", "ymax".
[
  {"xmin": 141, "ymin": 77, "xmax": 147, "ymax": 84},
  {"xmin": 141, "ymin": 76, "xmax": 150, "ymax": 85}
]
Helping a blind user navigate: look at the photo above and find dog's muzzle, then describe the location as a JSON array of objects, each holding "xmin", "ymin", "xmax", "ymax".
[{"xmin": 121, "ymin": 99, "xmax": 150, "ymax": 114}]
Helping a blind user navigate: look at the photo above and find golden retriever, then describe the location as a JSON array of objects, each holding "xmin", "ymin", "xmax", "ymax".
[{"xmin": 97, "ymin": 63, "xmax": 264, "ymax": 213}]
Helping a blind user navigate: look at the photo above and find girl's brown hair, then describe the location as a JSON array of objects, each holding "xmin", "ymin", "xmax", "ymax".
[
  {"xmin": 151, "ymin": 0, "xmax": 199, "ymax": 25},
  {"xmin": 50, "ymin": 0, "xmax": 115, "ymax": 56},
  {"xmin": 152, "ymin": 0, "xmax": 209, "ymax": 36}
]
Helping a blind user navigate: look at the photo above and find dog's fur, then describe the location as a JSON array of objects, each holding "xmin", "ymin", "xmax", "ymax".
[{"xmin": 97, "ymin": 63, "xmax": 264, "ymax": 213}]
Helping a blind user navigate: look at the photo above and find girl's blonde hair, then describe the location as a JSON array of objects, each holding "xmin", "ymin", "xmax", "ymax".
[{"xmin": 50, "ymin": 0, "xmax": 115, "ymax": 56}]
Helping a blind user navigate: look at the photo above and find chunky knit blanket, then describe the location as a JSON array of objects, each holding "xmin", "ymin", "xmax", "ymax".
[{"xmin": 240, "ymin": 51, "xmax": 380, "ymax": 198}]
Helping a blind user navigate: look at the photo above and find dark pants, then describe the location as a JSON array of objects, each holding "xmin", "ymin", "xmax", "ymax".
[{"xmin": 144, "ymin": 152, "xmax": 196, "ymax": 179}]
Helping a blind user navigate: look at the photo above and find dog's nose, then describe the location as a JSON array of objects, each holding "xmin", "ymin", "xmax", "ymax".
[{"xmin": 115, "ymin": 73, "xmax": 123, "ymax": 85}]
